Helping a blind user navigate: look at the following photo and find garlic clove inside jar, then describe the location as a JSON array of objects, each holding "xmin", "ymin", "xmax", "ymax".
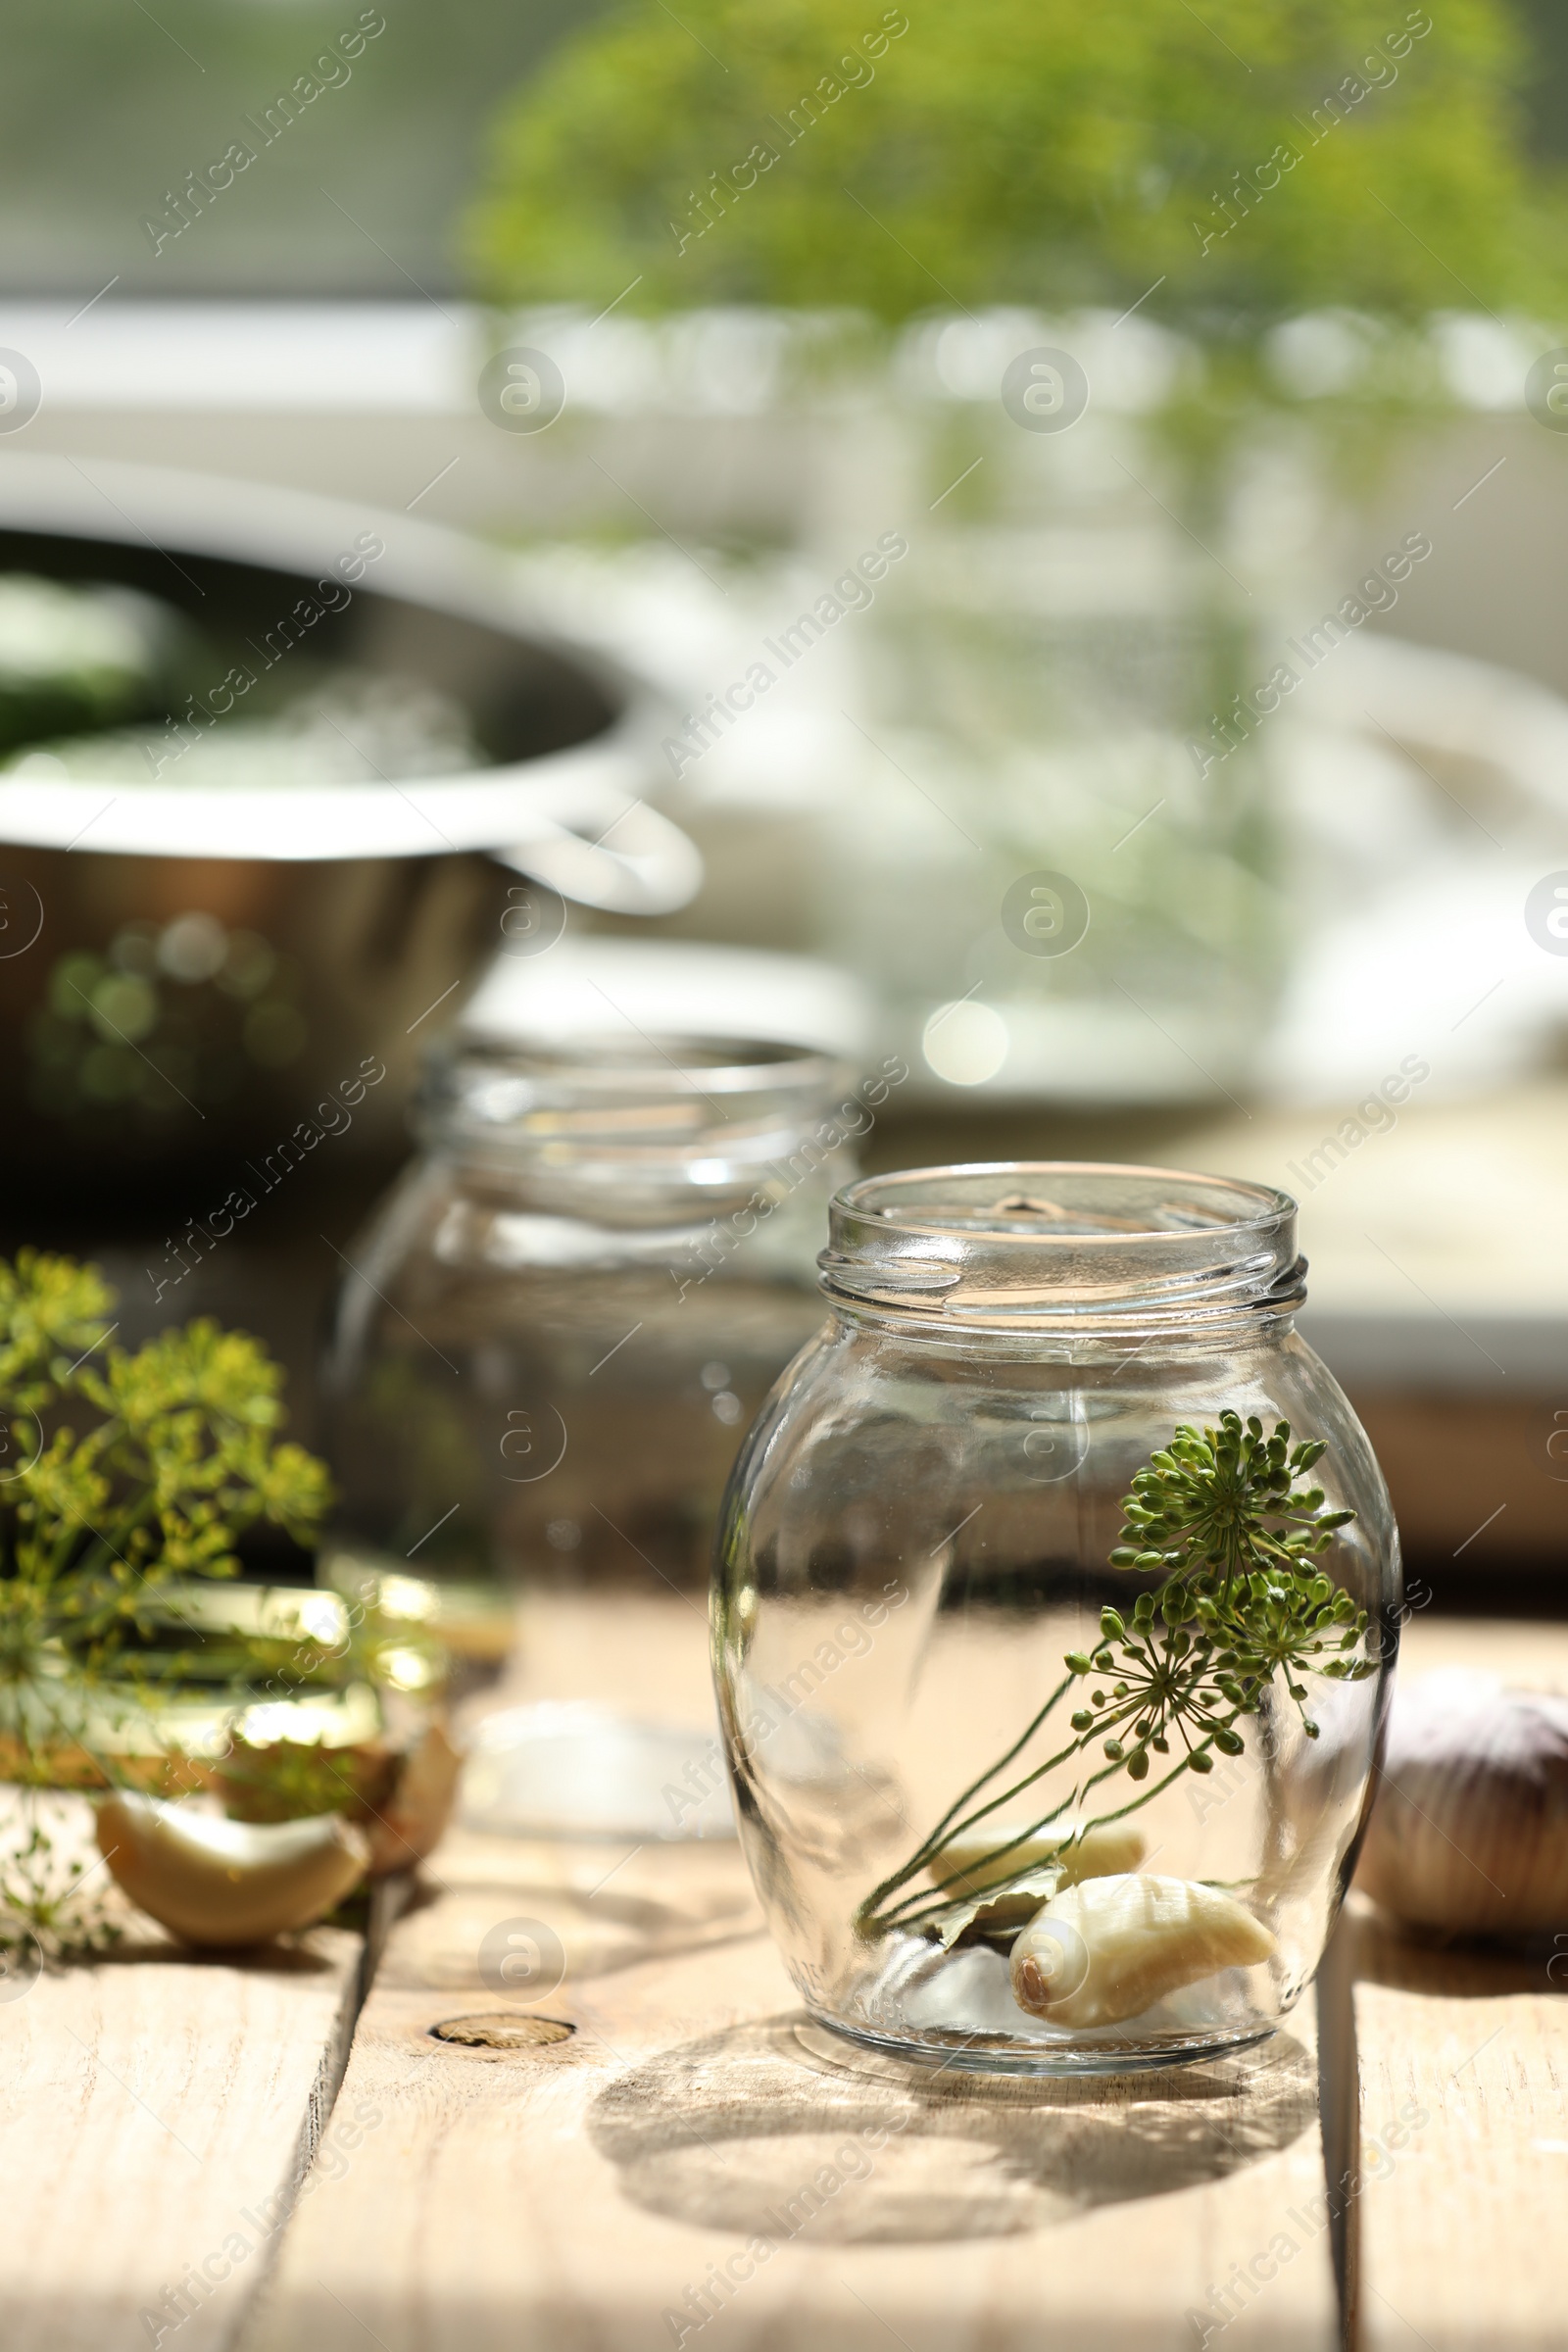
[
  {"xmin": 1010, "ymin": 1872, "xmax": 1277, "ymax": 2029},
  {"xmin": 97, "ymin": 1791, "xmax": 369, "ymax": 1948},
  {"xmin": 934, "ymin": 1817, "xmax": 1148, "ymax": 1927}
]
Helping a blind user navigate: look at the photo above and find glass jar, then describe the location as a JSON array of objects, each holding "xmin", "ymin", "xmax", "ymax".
[
  {"xmin": 713, "ymin": 1162, "xmax": 1399, "ymax": 2073},
  {"xmin": 322, "ymin": 1031, "xmax": 868, "ymax": 1836}
]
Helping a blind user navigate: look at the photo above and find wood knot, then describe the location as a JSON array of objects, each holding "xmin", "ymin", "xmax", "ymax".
[{"xmin": 430, "ymin": 2011, "xmax": 575, "ymax": 2051}]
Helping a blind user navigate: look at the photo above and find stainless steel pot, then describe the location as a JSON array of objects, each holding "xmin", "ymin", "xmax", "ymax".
[{"xmin": 0, "ymin": 457, "xmax": 699, "ymax": 1205}]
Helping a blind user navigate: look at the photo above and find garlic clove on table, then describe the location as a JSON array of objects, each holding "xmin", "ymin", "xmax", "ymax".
[
  {"xmin": 1356, "ymin": 1673, "xmax": 1568, "ymax": 1934},
  {"xmin": 1009, "ymin": 1872, "xmax": 1276, "ymax": 2029},
  {"xmin": 932, "ymin": 1817, "xmax": 1148, "ymax": 1927},
  {"xmin": 96, "ymin": 1792, "xmax": 369, "ymax": 1948},
  {"xmin": 361, "ymin": 1724, "xmax": 463, "ymax": 1876}
]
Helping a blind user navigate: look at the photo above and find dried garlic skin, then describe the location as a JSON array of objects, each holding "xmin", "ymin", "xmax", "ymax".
[
  {"xmin": 1010, "ymin": 1872, "xmax": 1276, "ymax": 2029},
  {"xmin": 97, "ymin": 1792, "xmax": 369, "ymax": 1948},
  {"xmin": 1357, "ymin": 1675, "xmax": 1568, "ymax": 1933},
  {"xmin": 934, "ymin": 1818, "xmax": 1148, "ymax": 1926}
]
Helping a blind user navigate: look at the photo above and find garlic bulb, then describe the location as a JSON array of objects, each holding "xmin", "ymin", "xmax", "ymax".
[
  {"xmin": 1010, "ymin": 1872, "xmax": 1276, "ymax": 2029},
  {"xmin": 932, "ymin": 1816, "xmax": 1147, "ymax": 1927},
  {"xmin": 1357, "ymin": 1671, "xmax": 1568, "ymax": 1934},
  {"xmin": 97, "ymin": 1792, "xmax": 369, "ymax": 1948}
]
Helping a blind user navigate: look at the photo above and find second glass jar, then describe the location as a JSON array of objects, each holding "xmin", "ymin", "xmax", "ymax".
[{"xmin": 322, "ymin": 1030, "xmax": 891, "ymax": 1835}]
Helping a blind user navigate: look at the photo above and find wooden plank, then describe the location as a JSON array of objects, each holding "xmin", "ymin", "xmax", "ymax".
[
  {"xmin": 0, "ymin": 1792, "xmax": 367, "ymax": 2352},
  {"xmin": 1383, "ymin": 1618, "xmax": 1568, "ymax": 1690},
  {"xmin": 1352, "ymin": 1619, "xmax": 1568, "ymax": 2352},
  {"xmin": 1350, "ymin": 1394, "xmax": 1568, "ymax": 1564},
  {"xmin": 241, "ymin": 1821, "xmax": 1338, "ymax": 2352},
  {"xmin": 1349, "ymin": 1910, "xmax": 1567, "ymax": 2352}
]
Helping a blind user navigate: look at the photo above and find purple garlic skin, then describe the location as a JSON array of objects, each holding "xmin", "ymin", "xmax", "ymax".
[{"xmin": 1358, "ymin": 1671, "xmax": 1568, "ymax": 1934}]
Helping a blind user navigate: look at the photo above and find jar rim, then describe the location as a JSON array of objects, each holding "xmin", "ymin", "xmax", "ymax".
[
  {"xmin": 434, "ymin": 1032, "xmax": 844, "ymax": 1101},
  {"xmin": 820, "ymin": 1161, "xmax": 1304, "ymax": 1338},
  {"xmin": 417, "ymin": 1030, "xmax": 857, "ymax": 1198},
  {"xmin": 837, "ymin": 1161, "xmax": 1292, "ymax": 1241}
]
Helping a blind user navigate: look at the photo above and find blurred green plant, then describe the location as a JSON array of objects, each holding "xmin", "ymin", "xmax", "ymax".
[
  {"xmin": 466, "ymin": 0, "xmax": 1566, "ymax": 487},
  {"xmin": 0, "ymin": 1250, "xmax": 342, "ymax": 1946},
  {"xmin": 0, "ymin": 1251, "xmax": 330, "ymax": 1690},
  {"xmin": 469, "ymin": 0, "xmax": 1558, "ymax": 321}
]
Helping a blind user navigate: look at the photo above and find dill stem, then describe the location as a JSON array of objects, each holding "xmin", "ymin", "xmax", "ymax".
[
  {"xmin": 883, "ymin": 1745, "xmax": 1218, "ymax": 1936},
  {"xmin": 857, "ymin": 1669, "xmax": 1075, "ymax": 1920}
]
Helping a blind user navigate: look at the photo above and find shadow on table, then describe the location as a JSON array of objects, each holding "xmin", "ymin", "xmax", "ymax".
[
  {"xmin": 375, "ymin": 1872, "xmax": 763, "ymax": 1993},
  {"xmin": 79, "ymin": 1926, "xmax": 348, "ymax": 1975},
  {"xmin": 588, "ymin": 2013, "xmax": 1317, "ymax": 2241},
  {"xmin": 1351, "ymin": 1902, "xmax": 1568, "ymax": 1999}
]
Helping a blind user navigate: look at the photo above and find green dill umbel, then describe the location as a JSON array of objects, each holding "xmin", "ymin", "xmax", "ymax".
[
  {"xmin": 0, "ymin": 1250, "xmax": 330, "ymax": 1703},
  {"xmin": 856, "ymin": 1411, "xmax": 1374, "ymax": 1943},
  {"xmin": 0, "ymin": 1250, "xmax": 339, "ymax": 1947}
]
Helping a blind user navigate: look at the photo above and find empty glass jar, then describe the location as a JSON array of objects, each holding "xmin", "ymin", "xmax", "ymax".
[
  {"xmin": 322, "ymin": 1030, "xmax": 881, "ymax": 1836},
  {"xmin": 713, "ymin": 1163, "xmax": 1400, "ymax": 2073}
]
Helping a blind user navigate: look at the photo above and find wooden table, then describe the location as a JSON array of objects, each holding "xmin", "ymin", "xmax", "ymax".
[{"xmin": 4, "ymin": 1617, "xmax": 1565, "ymax": 2352}]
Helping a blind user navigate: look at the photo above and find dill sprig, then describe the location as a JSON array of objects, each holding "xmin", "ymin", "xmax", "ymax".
[
  {"xmin": 856, "ymin": 1411, "xmax": 1374, "ymax": 1943},
  {"xmin": 0, "ymin": 1250, "xmax": 336, "ymax": 1950}
]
